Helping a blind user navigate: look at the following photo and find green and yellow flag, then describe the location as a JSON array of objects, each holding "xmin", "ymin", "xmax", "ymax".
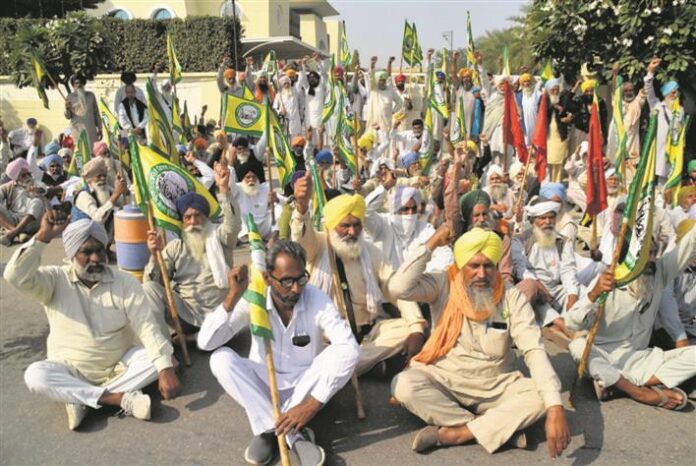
[
  {"xmin": 146, "ymin": 78, "xmax": 179, "ymax": 164},
  {"xmin": 171, "ymin": 94, "xmax": 184, "ymax": 142},
  {"xmin": 340, "ymin": 21, "xmax": 351, "ymax": 67},
  {"xmin": 129, "ymin": 138, "xmax": 220, "ymax": 233},
  {"xmin": 166, "ymin": 32, "xmax": 183, "ymax": 85},
  {"xmin": 244, "ymin": 213, "xmax": 273, "ymax": 340},
  {"xmin": 30, "ymin": 52, "xmax": 49, "ymax": 109},
  {"xmin": 334, "ymin": 87, "xmax": 357, "ymax": 174},
  {"xmin": 402, "ymin": 20, "xmax": 423, "ymax": 67},
  {"xmin": 98, "ymin": 97, "xmax": 125, "ymax": 167},
  {"xmin": 612, "ymin": 76, "xmax": 628, "ymax": 181},
  {"xmin": 665, "ymin": 114, "xmax": 691, "ymax": 206},
  {"xmin": 241, "ymin": 81, "xmax": 255, "ymax": 101},
  {"xmin": 502, "ymin": 45, "xmax": 511, "ymax": 76},
  {"xmin": 267, "ymin": 105, "xmax": 297, "ymax": 187},
  {"xmin": 222, "ymin": 93, "xmax": 266, "ymax": 136},
  {"xmin": 451, "ymin": 96, "xmax": 467, "ymax": 144},
  {"xmin": 466, "ymin": 11, "xmax": 480, "ymax": 85},
  {"xmin": 540, "ymin": 59, "xmax": 554, "ymax": 84},
  {"xmin": 419, "ymin": 103, "xmax": 436, "ymax": 176},
  {"xmin": 322, "ymin": 54, "xmax": 337, "ymax": 123},
  {"xmin": 67, "ymin": 129, "xmax": 90, "ymax": 178},
  {"xmin": 613, "ymin": 113, "xmax": 658, "ymax": 287},
  {"xmin": 428, "ymin": 62, "xmax": 449, "ymax": 119},
  {"xmin": 182, "ymin": 100, "xmax": 193, "ymax": 141},
  {"xmin": 307, "ymin": 158, "xmax": 328, "ymax": 230}
]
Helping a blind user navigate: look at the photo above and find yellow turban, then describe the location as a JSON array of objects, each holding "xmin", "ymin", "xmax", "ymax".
[
  {"xmin": 677, "ymin": 185, "xmax": 696, "ymax": 208},
  {"xmin": 519, "ymin": 73, "xmax": 533, "ymax": 85},
  {"xmin": 392, "ymin": 111, "xmax": 406, "ymax": 122},
  {"xmin": 466, "ymin": 140, "xmax": 479, "ymax": 156},
  {"xmin": 458, "ymin": 67, "xmax": 471, "ymax": 78},
  {"xmin": 453, "ymin": 228, "xmax": 503, "ymax": 268},
  {"xmin": 323, "ymin": 194, "xmax": 366, "ymax": 230},
  {"xmin": 358, "ymin": 133, "xmax": 375, "ymax": 150},
  {"xmin": 676, "ymin": 219, "xmax": 694, "ymax": 243},
  {"xmin": 581, "ymin": 79, "xmax": 597, "ymax": 93}
]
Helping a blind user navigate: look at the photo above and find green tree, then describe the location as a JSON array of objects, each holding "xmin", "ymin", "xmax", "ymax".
[
  {"xmin": 0, "ymin": 0, "xmax": 105, "ymax": 18},
  {"xmin": 522, "ymin": 0, "xmax": 696, "ymax": 94},
  {"xmin": 8, "ymin": 11, "xmax": 114, "ymax": 94}
]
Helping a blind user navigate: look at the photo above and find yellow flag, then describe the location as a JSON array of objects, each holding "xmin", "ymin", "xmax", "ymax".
[
  {"xmin": 167, "ymin": 32, "xmax": 183, "ymax": 85},
  {"xmin": 146, "ymin": 78, "xmax": 179, "ymax": 164},
  {"xmin": 244, "ymin": 214, "xmax": 273, "ymax": 340},
  {"xmin": 129, "ymin": 139, "xmax": 220, "ymax": 233},
  {"xmin": 223, "ymin": 93, "xmax": 266, "ymax": 136}
]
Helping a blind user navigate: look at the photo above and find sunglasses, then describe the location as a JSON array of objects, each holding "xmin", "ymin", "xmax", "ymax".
[{"xmin": 269, "ymin": 271, "xmax": 310, "ymax": 289}]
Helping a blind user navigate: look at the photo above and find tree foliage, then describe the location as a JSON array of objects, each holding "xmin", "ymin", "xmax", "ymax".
[
  {"xmin": 522, "ymin": 0, "xmax": 696, "ymax": 93},
  {"xmin": 0, "ymin": 0, "xmax": 105, "ymax": 18},
  {"xmin": 8, "ymin": 12, "xmax": 113, "ymax": 93}
]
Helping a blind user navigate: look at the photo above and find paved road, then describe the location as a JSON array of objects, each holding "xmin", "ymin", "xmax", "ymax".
[{"xmin": 1, "ymin": 241, "xmax": 694, "ymax": 465}]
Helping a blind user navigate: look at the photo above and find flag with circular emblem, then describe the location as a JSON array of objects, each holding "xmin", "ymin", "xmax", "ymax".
[{"xmin": 223, "ymin": 93, "xmax": 266, "ymax": 136}]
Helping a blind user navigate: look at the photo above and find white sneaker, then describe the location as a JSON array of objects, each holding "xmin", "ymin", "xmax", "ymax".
[
  {"xmin": 120, "ymin": 391, "xmax": 151, "ymax": 420},
  {"xmin": 65, "ymin": 403, "xmax": 88, "ymax": 431}
]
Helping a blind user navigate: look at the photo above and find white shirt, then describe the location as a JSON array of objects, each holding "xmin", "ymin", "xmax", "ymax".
[
  {"xmin": 113, "ymin": 85, "xmax": 146, "ymax": 115},
  {"xmin": 231, "ymin": 181, "xmax": 273, "ymax": 239},
  {"xmin": 118, "ymin": 100, "xmax": 149, "ymax": 131},
  {"xmin": 391, "ymin": 129, "xmax": 429, "ymax": 159},
  {"xmin": 298, "ymin": 63, "xmax": 327, "ymax": 130},
  {"xmin": 197, "ymin": 284, "xmax": 359, "ymax": 402}
]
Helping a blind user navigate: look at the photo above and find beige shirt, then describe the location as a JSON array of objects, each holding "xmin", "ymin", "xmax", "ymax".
[
  {"xmin": 290, "ymin": 209, "xmax": 425, "ymax": 332},
  {"xmin": 144, "ymin": 196, "xmax": 241, "ymax": 325},
  {"xmin": 389, "ymin": 244, "xmax": 563, "ymax": 408},
  {"xmin": 4, "ymin": 239, "xmax": 173, "ymax": 385}
]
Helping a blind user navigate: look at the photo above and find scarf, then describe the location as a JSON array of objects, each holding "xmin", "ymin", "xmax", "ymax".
[
  {"xmin": 309, "ymin": 234, "xmax": 384, "ymax": 316},
  {"xmin": 413, "ymin": 265, "xmax": 504, "ymax": 364},
  {"xmin": 205, "ymin": 228, "xmax": 230, "ymax": 288}
]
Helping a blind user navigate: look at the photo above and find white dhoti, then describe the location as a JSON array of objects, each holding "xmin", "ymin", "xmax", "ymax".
[
  {"xmin": 23, "ymin": 346, "xmax": 159, "ymax": 409},
  {"xmin": 356, "ymin": 317, "xmax": 412, "ymax": 375},
  {"xmin": 568, "ymin": 342, "xmax": 696, "ymax": 389}
]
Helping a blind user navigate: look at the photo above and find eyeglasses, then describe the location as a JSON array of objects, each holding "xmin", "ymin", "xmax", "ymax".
[
  {"xmin": 269, "ymin": 271, "xmax": 310, "ymax": 289},
  {"xmin": 398, "ymin": 205, "xmax": 418, "ymax": 214}
]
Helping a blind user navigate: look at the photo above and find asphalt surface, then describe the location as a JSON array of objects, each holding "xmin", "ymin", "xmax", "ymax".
[{"xmin": 1, "ymin": 240, "xmax": 694, "ymax": 466}]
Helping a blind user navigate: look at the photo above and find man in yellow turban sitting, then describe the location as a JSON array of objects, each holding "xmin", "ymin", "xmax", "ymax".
[
  {"xmin": 389, "ymin": 226, "xmax": 570, "ymax": 458},
  {"xmin": 291, "ymin": 172, "xmax": 428, "ymax": 375}
]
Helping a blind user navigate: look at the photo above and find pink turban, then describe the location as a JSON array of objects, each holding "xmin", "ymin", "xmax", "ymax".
[
  {"xmin": 6, "ymin": 158, "xmax": 30, "ymax": 181},
  {"xmin": 92, "ymin": 141, "xmax": 109, "ymax": 156}
]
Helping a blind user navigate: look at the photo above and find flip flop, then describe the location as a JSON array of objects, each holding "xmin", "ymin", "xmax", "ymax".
[
  {"xmin": 412, "ymin": 426, "xmax": 441, "ymax": 453},
  {"xmin": 656, "ymin": 385, "xmax": 689, "ymax": 411},
  {"xmin": 650, "ymin": 385, "xmax": 689, "ymax": 411}
]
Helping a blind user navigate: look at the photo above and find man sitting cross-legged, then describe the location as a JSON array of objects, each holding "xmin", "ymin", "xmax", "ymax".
[
  {"xmin": 198, "ymin": 240, "xmax": 359, "ymax": 466},
  {"xmin": 3, "ymin": 213, "xmax": 180, "ymax": 431},
  {"xmin": 390, "ymin": 226, "xmax": 570, "ymax": 458}
]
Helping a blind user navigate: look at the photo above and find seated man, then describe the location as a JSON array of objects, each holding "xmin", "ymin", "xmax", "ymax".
[
  {"xmin": 364, "ymin": 174, "xmax": 453, "ymax": 272},
  {"xmin": 143, "ymin": 165, "xmax": 240, "ymax": 336},
  {"xmin": 71, "ymin": 158, "xmax": 128, "ymax": 238},
  {"xmin": 566, "ymin": 221, "xmax": 696, "ymax": 409},
  {"xmin": 513, "ymin": 197, "xmax": 576, "ymax": 339},
  {"xmin": 389, "ymin": 227, "xmax": 570, "ymax": 457},
  {"xmin": 291, "ymin": 173, "xmax": 427, "ymax": 375},
  {"xmin": 3, "ymin": 215, "xmax": 179, "ymax": 430},
  {"xmin": 231, "ymin": 157, "xmax": 277, "ymax": 241},
  {"xmin": 199, "ymin": 241, "xmax": 359, "ymax": 465},
  {"xmin": 0, "ymin": 158, "xmax": 44, "ymax": 245}
]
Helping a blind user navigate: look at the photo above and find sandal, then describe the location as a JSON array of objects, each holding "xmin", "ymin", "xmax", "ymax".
[
  {"xmin": 412, "ymin": 426, "xmax": 441, "ymax": 453},
  {"xmin": 649, "ymin": 385, "xmax": 689, "ymax": 411}
]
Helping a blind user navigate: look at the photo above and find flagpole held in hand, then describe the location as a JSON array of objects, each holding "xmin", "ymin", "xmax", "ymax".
[
  {"xmin": 146, "ymin": 202, "xmax": 191, "ymax": 366},
  {"xmin": 265, "ymin": 336, "xmax": 291, "ymax": 466},
  {"xmin": 265, "ymin": 147, "xmax": 276, "ymax": 225}
]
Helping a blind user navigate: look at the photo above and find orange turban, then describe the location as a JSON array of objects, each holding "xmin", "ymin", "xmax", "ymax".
[{"xmin": 224, "ymin": 69, "xmax": 236, "ymax": 81}]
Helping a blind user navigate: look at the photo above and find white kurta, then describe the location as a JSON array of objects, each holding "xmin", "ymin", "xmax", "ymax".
[{"xmin": 645, "ymin": 72, "xmax": 684, "ymax": 179}]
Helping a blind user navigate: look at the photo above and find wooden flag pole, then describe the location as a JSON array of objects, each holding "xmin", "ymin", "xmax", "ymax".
[
  {"xmin": 569, "ymin": 221, "xmax": 629, "ymax": 405},
  {"xmin": 513, "ymin": 146, "xmax": 535, "ymax": 219},
  {"xmin": 44, "ymin": 71, "xmax": 68, "ymax": 101},
  {"xmin": 265, "ymin": 147, "xmax": 276, "ymax": 225},
  {"xmin": 325, "ymin": 231, "xmax": 366, "ymax": 420},
  {"xmin": 264, "ymin": 338, "xmax": 291, "ymax": 466},
  {"xmin": 352, "ymin": 110, "xmax": 360, "ymax": 190},
  {"xmin": 145, "ymin": 202, "xmax": 191, "ymax": 366}
]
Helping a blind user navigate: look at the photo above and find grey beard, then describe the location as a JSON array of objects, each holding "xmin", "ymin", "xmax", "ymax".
[
  {"xmin": 489, "ymin": 184, "xmax": 508, "ymax": 202},
  {"xmin": 533, "ymin": 225, "xmax": 557, "ymax": 249},
  {"xmin": 182, "ymin": 222, "xmax": 212, "ymax": 262},
  {"xmin": 93, "ymin": 184, "xmax": 112, "ymax": 205},
  {"xmin": 329, "ymin": 229, "xmax": 362, "ymax": 260},
  {"xmin": 522, "ymin": 87, "xmax": 534, "ymax": 97},
  {"xmin": 240, "ymin": 182, "xmax": 260, "ymax": 197},
  {"xmin": 73, "ymin": 258, "xmax": 106, "ymax": 282},
  {"xmin": 467, "ymin": 285, "xmax": 495, "ymax": 314},
  {"xmin": 471, "ymin": 219, "xmax": 492, "ymax": 231},
  {"xmin": 628, "ymin": 273, "xmax": 652, "ymax": 302}
]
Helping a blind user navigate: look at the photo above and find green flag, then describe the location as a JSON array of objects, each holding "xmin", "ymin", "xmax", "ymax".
[
  {"xmin": 612, "ymin": 76, "xmax": 628, "ymax": 182},
  {"xmin": 340, "ymin": 21, "xmax": 352, "ymax": 67},
  {"xmin": 30, "ymin": 52, "xmax": 49, "ymax": 109},
  {"xmin": 67, "ymin": 130, "xmax": 90, "ymax": 178},
  {"xmin": 166, "ymin": 32, "xmax": 183, "ymax": 85},
  {"xmin": 244, "ymin": 214, "xmax": 273, "ymax": 340},
  {"xmin": 146, "ymin": 78, "xmax": 179, "ymax": 164},
  {"xmin": 322, "ymin": 55, "xmax": 337, "ymax": 123}
]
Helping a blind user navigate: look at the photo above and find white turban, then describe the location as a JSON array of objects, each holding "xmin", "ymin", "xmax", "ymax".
[
  {"xmin": 62, "ymin": 219, "xmax": 109, "ymax": 259},
  {"xmin": 279, "ymin": 75, "xmax": 291, "ymax": 87},
  {"xmin": 487, "ymin": 164, "xmax": 504, "ymax": 181},
  {"xmin": 493, "ymin": 75, "xmax": 506, "ymax": 87},
  {"xmin": 605, "ymin": 167, "xmax": 616, "ymax": 178},
  {"xmin": 545, "ymin": 78, "xmax": 560, "ymax": 91},
  {"xmin": 509, "ymin": 161, "xmax": 525, "ymax": 179},
  {"xmin": 524, "ymin": 196, "xmax": 561, "ymax": 218},
  {"xmin": 391, "ymin": 186, "xmax": 422, "ymax": 213}
]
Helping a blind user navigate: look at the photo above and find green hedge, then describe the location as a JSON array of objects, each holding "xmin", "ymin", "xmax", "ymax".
[{"xmin": 0, "ymin": 16, "xmax": 243, "ymax": 75}]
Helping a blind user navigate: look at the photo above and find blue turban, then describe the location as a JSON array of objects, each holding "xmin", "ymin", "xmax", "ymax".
[
  {"xmin": 539, "ymin": 182, "xmax": 567, "ymax": 202},
  {"xmin": 660, "ymin": 80, "xmax": 679, "ymax": 97},
  {"xmin": 471, "ymin": 86, "xmax": 481, "ymax": 94},
  {"xmin": 175, "ymin": 192, "xmax": 210, "ymax": 217},
  {"xmin": 401, "ymin": 151, "xmax": 419, "ymax": 168},
  {"xmin": 316, "ymin": 150, "xmax": 333, "ymax": 164},
  {"xmin": 545, "ymin": 78, "xmax": 560, "ymax": 91},
  {"xmin": 26, "ymin": 118, "xmax": 37, "ymax": 126},
  {"xmin": 176, "ymin": 144, "xmax": 188, "ymax": 155},
  {"xmin": 44, "ymin": 141, "xmax": 60, "ymax": 156},
  {"xmin": 291, "ymin": 170, "xmax": 306, "ymax": 186},
  {"xmin": 435, "ymin": 71, "xmax": 446, "ymax": 80},
  {"xmin": 40, "ymin": 154, "xmax": 63, "ymax": 169}
]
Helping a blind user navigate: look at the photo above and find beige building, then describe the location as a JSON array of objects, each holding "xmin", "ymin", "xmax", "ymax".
[{"xmin": 88, "ymin": 0, "xmax": 344, "ymax": 60}]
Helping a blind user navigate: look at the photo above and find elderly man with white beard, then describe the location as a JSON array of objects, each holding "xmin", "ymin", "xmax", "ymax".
[
  {"xmin": 565, "ymin": 222, "xmax": 696, "ymax": 409},
  {"xmin": 0, "ymin": 158, "xmax": 45, "ymax": 245},
  {"xmin": 91, "ymin": 140, "xmax": 130, "ymax": 191},
  {"xmin": 71, "ymin": 158, "xmax": 128, "ymax": 239},
  {"xmin": 4, "ymin": 214, "xmax": 180, "ymax": 431},
  {"xmin": 364, "ymin": 172, "xmax": 453, "ymax": 272},
  {"xmin": 273, "ymin": 75, "xmax": 303, "ymax": 139},
  {"xmin": 231, "ymin": 156, "xmax": 279, "ymax": 242},
  {"xmin": 143, "ymin": 164, "xmax": 241, "ymax": 336},
  {"xmin": 483, "ymin": 165, "xmax": 515, "ymax": 220},
  {"xmin": 513, "ymin": 197, "xmax": 577, "ymax": 340},
  {"xmin": 517, "ymin": 73, "xmax": 542, "ymax": 145},
  {"xmin": 291, "ymin": 172, "xmax": 428, "ymax": 375},
  {"xmin": 64, "ymin": 74, "xmax": 102, "ymax": 149}
]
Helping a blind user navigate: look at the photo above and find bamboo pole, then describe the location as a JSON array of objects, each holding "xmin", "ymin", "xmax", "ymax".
[
  {"xmin": 265, "ymin": 147, "xmax": 276, "ymax": 225},
  {"xmin": 513, "ymin": 146, "xmax": 535, "ymax": 218},
  {"xmin": 352, "ymin": 110, "xmax": 360, "ymax": 190},
  {"xmin": 570, "ymin": 221, "xmax": 629, "ymax": 405},
  {"xmin": 146, "ymin": 203, "xmax": 191, "ymax": 366},
  {"xmin": 264, "ymin": 338, "xmax": 291, "ymax": 466}
]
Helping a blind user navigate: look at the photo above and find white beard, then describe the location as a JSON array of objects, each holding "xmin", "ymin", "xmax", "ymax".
[
  {"xmin": 489, "ymin": 184, "xmax": 508, "ymax": 203},
  {"xmin": 92, "ymin": 183, "xmax": 112, "ymax": 205},
  {"xmin": 240, "ymin": 182, "xmax": 260, "ymax": 197},
  {"xmin": 182, "ymin": 222, "xmax": 213, "ymax": 262},
  {"xmin": 329, "ymin": 229, "xmax": 362, "ymax": 260},
  {"xmin": 549, "ymin": 94, "xmax": 560, "ymax": 105},
  {"xmin": 628, "ymin": 273, "xmax": 652, "ymax": 302},
  {"xmin": 522, "ymin": 87, "xmax": 534, "ymax": 97},
  {"xmin": 72, "ymin": 258, "xmax": 106, "ymax": 282},
  {"xmin": 237, "ymin": 152, "xmax": 251, "ymax": 164},
  {"xmin": 533, "ymin": 225, "xmax": 557, "ymax": 249},
  {"xmin": 467, "ymin": 286, "xmax": 495, "ymax": 314}
]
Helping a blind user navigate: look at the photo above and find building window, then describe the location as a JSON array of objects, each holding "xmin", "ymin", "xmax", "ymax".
[
  {"xmin": 108, "ymin": 9, "xmax": 130, "ymax": 20},
  {"xmin": 318, "ymin": 39, "xmax": 326, "ymax": 51},
  {"xmin": 152, "ymin": 8, "xmax": 174, "ymax": 20},
  {"xmin": 220, "ymin": 0, "xmax": 243, "ymax": 18}
]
